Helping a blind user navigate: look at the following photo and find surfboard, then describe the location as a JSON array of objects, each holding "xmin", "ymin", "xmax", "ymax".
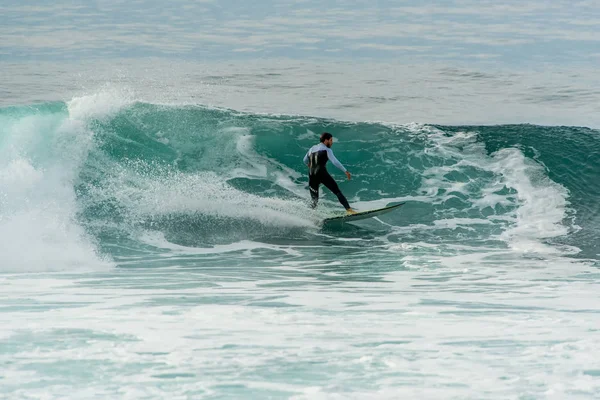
[{"xmin": 323, "ymin": 202, "xmax": 405, "ymax": 223}]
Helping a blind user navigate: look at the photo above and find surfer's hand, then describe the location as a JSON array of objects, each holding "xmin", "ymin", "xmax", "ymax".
[{"xmin": 345, "ymin": 171, "xmax": 352, "ymax": 180}]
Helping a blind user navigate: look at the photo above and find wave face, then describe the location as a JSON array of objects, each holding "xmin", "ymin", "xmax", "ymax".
[{"xmin": 1, "ymin": 92, "xmax": 598, "ymax": 271}]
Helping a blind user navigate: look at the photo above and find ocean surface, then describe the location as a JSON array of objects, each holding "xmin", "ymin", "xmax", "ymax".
[{"xmin": 2, "ymin": 1, "xmax": 600, "ymax": 399}]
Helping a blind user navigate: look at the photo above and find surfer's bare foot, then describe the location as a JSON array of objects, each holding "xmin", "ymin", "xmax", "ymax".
[{"xmin": 346, "ymin": 208, "xmax": 357, "ymax": 215}]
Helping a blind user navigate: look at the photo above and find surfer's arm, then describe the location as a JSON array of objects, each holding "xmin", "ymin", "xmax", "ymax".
[
  {"xmin": 326, "ymin": 148, "xmax": 347, "ymax": 172},
  {"xmin": 303, "ymin": 151, "xmax": 310, "ymax": 166}
]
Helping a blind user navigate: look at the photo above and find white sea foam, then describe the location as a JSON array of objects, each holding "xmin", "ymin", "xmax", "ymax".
[
  {"xmin": 412, "ymin": 126, "xmax": 575, "ymax": 255},
  {"xmin": 67, "ymin": 85, "xmax": 134, "ymax": 121},
  {"xmin": 0, "ymin": 91, "xmax": 126, "ymax": 272}
]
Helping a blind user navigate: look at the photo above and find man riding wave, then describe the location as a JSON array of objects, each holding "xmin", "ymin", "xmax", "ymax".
[{"xmin": 303, "ymin": 132, "xmax": 357, "ymax": 214}]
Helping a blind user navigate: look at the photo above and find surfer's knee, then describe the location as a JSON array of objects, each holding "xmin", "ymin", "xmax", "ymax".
[{"xmin": 329, "ymin": 184, "xmax": 341, "ymax": 195}]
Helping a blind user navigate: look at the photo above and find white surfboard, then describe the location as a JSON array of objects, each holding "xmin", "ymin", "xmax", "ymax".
[{"xmin": 323, "ymin": 202, "xmax": 405, "ymax": 223}]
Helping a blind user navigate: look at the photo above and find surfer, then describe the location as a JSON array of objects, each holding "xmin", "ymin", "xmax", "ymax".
[{"xmin": 303, "ymin": 132, "xmax": 357, "ymax": 214}]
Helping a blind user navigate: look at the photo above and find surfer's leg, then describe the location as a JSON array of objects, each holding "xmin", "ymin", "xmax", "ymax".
[
  {"xmin": 321, "ymin": 173, "xmax": 351, "ymax": 210},
  {"xmin": 308, "ymin": 174, "xmax": 319, "ymax": 208}
]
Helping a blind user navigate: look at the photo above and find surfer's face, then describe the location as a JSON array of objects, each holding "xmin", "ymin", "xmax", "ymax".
[{"xmin": 325, "ymin": 137, "xmax": 333, "ymax": 147}]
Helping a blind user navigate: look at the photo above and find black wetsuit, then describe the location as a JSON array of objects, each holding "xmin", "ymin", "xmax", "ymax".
[{"xmin": 303, "ymin": 143, "xmax": 351, "ymax": 209}]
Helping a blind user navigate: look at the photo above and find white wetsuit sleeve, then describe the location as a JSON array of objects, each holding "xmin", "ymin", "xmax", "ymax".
[
  {"xmin": 303, "ymin": 149, "xmax": 310, "ymax": 166},
  {"xmin": 326, "ymin": 148, "xmax": 347, "ymax": 172}
]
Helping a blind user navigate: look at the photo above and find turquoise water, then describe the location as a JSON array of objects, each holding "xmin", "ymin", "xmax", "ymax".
[{"xmin": 1, "ymin": 94, "xmax": 599, "ymax": 398}]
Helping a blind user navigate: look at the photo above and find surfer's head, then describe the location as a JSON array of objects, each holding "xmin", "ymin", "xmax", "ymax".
[{"xmin": 320, "ymin": 132, "xmax": 333, "ymax": 147}]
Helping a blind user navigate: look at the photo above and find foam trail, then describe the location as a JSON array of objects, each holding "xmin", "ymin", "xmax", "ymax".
[
  {"xmin": 90, "ymin": 165, "xmax": 318, "ymax": 229},
  {"xmin": 490, "ymin": 148, "xmax": 574, "ymax": 254},
  {"xmin": 409, "ymin": 125, "xmax": 575, "ymax": 255}
]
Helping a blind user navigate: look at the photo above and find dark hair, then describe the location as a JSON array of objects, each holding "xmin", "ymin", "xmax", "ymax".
[{"xmin": 320, "ymin": 132, "xmax": 333, "ymax": 143}]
